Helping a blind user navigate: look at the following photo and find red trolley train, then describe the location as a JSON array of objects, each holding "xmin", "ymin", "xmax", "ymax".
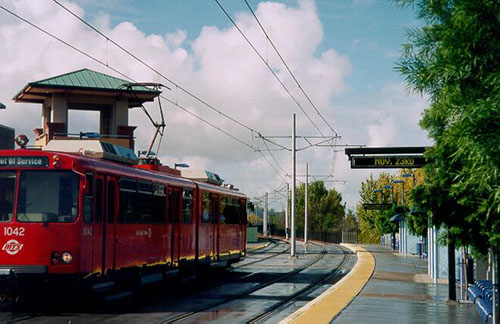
[{"xmin": 0, "ymin": 146, "xmax": 247, "ymax": 297}]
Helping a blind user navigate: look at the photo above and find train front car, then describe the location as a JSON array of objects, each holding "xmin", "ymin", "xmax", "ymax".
[{"xmin": 0, "ymin": 149, "xmax": 85, "ymax": 298}]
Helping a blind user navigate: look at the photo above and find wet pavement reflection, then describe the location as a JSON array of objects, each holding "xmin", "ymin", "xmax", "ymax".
[{"xmin": 0, "ymin": 240, "xmax": 355, "ymax": 323}]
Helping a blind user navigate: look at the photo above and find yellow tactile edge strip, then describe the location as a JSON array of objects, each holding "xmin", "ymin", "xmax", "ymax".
[
  {"xmin": 246, "ymin": 242, "xmax": 271, "ymax": 252},
  {"xmin": 280, "ymin": 244, "xmax": 375, "ymax": 324}
]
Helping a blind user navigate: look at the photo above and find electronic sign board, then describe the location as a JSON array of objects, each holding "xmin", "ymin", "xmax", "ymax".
[{"xmin": 351, "ymin": 155, "xmax": 425, "ymax": 169}]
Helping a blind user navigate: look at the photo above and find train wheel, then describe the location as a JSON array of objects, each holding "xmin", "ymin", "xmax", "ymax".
[{"xmin": 0, "ymin": 293, "xmax": 9, "ymax": 305}]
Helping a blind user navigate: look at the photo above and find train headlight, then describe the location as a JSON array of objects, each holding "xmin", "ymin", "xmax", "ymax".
[
  {"xmin": 61, "ymin": 252, "xmax": 73, "ymax": 264},
  {"xmin": 51, "ymin": 251, "xmax": 73, "ymax": 265},
  {"xmin": 52, "ymin": 155, "xmax": 61, "ymax": 168},
  {"xmin": 51, "ymin": 252, "xmax": 60, "ymax": 265}
]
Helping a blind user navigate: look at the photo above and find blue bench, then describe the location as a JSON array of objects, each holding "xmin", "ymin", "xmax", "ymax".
[
  {"xmin": 468, "ymin": 285, "xmax": 482, "ymax": 302},
  {"xmin": 476, "ymin": 297, "xmax": 492, "ymax": 323},
  {"xmin": 469, "ymin": 281, "xmax": 493, "ymax": 323}
]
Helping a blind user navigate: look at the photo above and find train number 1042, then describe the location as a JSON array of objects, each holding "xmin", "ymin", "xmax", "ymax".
[{"xmin": 3, "ymin": 227, "xmax": 25, "ymax": 236}]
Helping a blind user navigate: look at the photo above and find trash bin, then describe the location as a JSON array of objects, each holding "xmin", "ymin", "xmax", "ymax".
[{"xmin": 417, "ymin": 241, "xmax": 423, "ymax": 256}]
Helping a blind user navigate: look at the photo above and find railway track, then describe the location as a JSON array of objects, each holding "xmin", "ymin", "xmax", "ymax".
[
  {"xmin": 247, "ymin": 244, "xmax": 352, "ymax": 323},
  {"xmin": 157, "ymin": 242, "xmax": 346, "ymax": 323},
  {"xmin": 0, "ymin": 241, "xmax": 354, "ymax": 323},
  {"xmin": 233, "ymin": 239, "xmax": 290, "ymax": 269}
]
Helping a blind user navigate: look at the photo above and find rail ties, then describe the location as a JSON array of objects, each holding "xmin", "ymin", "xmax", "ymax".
[
  {"xmin": 235, "ymin": 240, "xmax": 290, "ymax": 269},
  {"xmin": 247, "ymin": 245, "xmax": 351, "ymax": 323},
  {"xmin": 158, "ymin": 241, "xmax": 340, "ymax": 323}
]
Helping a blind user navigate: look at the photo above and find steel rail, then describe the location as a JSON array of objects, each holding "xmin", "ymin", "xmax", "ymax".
[
  {"xmin": 247, "ymin": 244, "xmax": 352, "ymax": 323},
  {"xmin": 158, "ymin": 244, "xmax": 329, "ymax": 323},
  {"xmin": 233, "ymin": 243, "xmax": 291, "ymax": 269}
]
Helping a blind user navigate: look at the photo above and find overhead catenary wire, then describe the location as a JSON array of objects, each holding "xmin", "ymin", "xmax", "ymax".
[
  {"xmin": 242, "ymin": 0, "xmax": 343, "ymax": 180},
  {"xmin": 51, "ymin": 0, "xmax": 260, "ymax": 137},
  {"xmin": 213, "ymin": 0, "xmax": 326, "ymax": 137},
  {"xmin": 47, "ymin": 0, "xmax": 297, "ymax": 183},
  {"xmin": 243, "ymin": 0, "xmax": 338, "ymax": 137},
  {"xmin": 260, "ymin": 137, "xmax": 288, "ymax": 176},
  {"xmin": 257, "ymin": 150, "xmax": 287, "ymax": 181},
  {"xmin": 0, "ymin": 4, "xmax": 264, "ymax": 155},
  {"xmin": 2, "ymin": 2, "xmax": 345, "ymax": 191}
]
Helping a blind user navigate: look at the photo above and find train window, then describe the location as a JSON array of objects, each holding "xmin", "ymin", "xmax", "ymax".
[
  {"xmin": 17, "ymin": 171, "xmax": 79, "ymax": 223},
  {"xmin": 220, "ymin": 196, "xmax": 227, "ymax": 225},
  {"xmin": 107, "ymin": 181, "xmax": 116, "ymax": 223},
  {"xmin": 201, "ymin": 192, "xmax": 210, "ymax": 224},
  {"xmin": 167, "ymin": 189, "xmax": 177, "ymax": 224},
  {"xmin": 240, "ymin": 199, "xmax": 247, "ymax": 225},
  {"xmin": 182, "ymin": 189, "xmax": 193, "ymax": 224},
  {"xmin": 95, "ymin": 179, "xmax": 103, "ymax": 223},
  {"xmin": 0, "ymin": 172, "xmax": 16, "ymax": 222},
  {"xmin": 119, "ymin": 179, "xmax": 137, "ymax": 223},
  {"xmin": 151, "ymin": 184, "xmax": 166, "ymax": 224},
  {"xmin": 167, "ymin": 190, "xmax": 173, "ymax": 223},
  {"xmin": 210, "ymin": 194, "xmax": 219, "ymax": 224},
  {"xmin": 136, "ymin": 181, "xmax": 153, "ymax": 224},
  {"xmin": 225, "ymin": 197, "xmax": 240, "ymax": 224},
  {"xmin": 83, "ymin": 173, "xmax": 94, "ymax": 223}
]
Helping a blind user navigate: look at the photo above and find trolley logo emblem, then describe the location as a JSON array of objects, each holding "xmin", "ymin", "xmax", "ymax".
[{"xmin": 2, "ymin": 239, "xmax": 24, "ymax": 255}]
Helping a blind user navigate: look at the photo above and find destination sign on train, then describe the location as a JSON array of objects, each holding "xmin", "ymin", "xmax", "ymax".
[
  {"xmin": 0, "ymin": 156, "xmax": 49, "ymax": 168},
  {"xmin": 351, "ymin": 155, "xmax": 425, "ymax": 169}
]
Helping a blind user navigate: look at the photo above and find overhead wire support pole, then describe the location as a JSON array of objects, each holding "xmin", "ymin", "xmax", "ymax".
[
  {"xmin": 291, "ymin": 113, "xmax": 297, "ymax": 258},
  {"xmin": 305, "ymin": 162, "xmax": 308, "ymax": 246},
  {"xmin": 263, "ymin": 192, "xmax": 268, "ymax": 238},
  {"xmin": 286, "ymin": 183, "xmax": 289, "ymax": 240}
]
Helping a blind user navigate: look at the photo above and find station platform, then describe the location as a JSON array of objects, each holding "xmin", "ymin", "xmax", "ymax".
[{"xmin": 284, "ymin": 244, "xmax": 482, "ymax": 324}]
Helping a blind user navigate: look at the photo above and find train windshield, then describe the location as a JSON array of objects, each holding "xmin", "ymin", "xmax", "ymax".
[
  {"xmin": 0, "ymin": 172, "xmax": 16, "ymax": 222},
  {"xmin": 17, "ymin": 171, "xmax": 79, "ymax": 223}
]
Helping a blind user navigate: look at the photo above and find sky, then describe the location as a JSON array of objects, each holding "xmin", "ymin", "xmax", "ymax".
[{"xmin": 0, "ymin": 0, "xmax": 431, "ymax": 211}]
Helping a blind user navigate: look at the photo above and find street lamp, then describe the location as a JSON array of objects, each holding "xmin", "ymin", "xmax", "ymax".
[
  {"xmin": 402, "ymin": 173, "xmax": 416, "ymax": 187},
  {"xmin": 374, "ymin": 189, "xmax": 383, "ymax": 204},
  {"xmin": 174, "ymin": 163, "xmax": 189, "ymax": 169},
  {"xmin": 382, "ymin": 185, "xmax": 394, "ymax": 204},
  {"xmin": 392, "ymin": 179, "xmax": 405, "ymax": 205}
]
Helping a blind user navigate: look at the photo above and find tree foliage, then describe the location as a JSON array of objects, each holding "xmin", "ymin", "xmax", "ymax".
[
  {"xmin": 295, "ymin": 181, "xmax": 345, "ymax": 232},
  {"xmin": 356, "ymin": 169, "xmax": 426, "ymax": 242},
  {"xmin": 396, "ymin": 0, "xmax": 500, "ymax": 252},
  {"xmin": 343, "ymin": 209, "xmax": 358, "ymax": 231}
]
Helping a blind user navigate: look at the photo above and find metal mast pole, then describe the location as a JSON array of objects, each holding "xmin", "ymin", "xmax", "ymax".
[
  {"xmin": 285, "ymin": 183, "xmax": 289, "ymax": 240},
  {"xmin": 402, "ymin": 181, "xmax": 405, "ymax": 205},
  {"xmin": 264, "ymin": 192, "xmax": 268, "ymax": 237},
  {"xmin": 291, "ymin": 114, "xmax": 297, "ymax": 257},
  {"xmin": 304, "ymin": 162, "xmax": 308, "ymax": 245},
  {"xmin": 492, "ymin": 248, "xmax": 499, "ymax": 324}
]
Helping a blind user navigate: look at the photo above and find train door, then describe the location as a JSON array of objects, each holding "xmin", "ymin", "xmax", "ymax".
[
  {"xmin": 210, "ymin": 194, "xmax": 220, "ymax": 260},
  {"xmin": 92, "ymin": 175, "xmax": 104, "ymax": 274},
  {"xmin": 104, "ymin": 178, "xmax": 117, "ymax": 271},
  {"xmin": 168, "ymin": 187, "xmax": 182, "ymax": 267},
  {"xmin": 81, "ymin": 173, "xmax": 95, "ymax": 272},
  {"xmin": 92, "ymin": 175, "xmax": 117, "ymax": 275}
]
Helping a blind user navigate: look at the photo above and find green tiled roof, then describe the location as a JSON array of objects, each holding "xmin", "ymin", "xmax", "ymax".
[{"xmin": 30, "ymin": 68, "xmax": 157, "ymax": 93}]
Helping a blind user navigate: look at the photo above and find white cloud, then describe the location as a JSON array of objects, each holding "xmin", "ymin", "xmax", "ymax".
[
  {"xmin": 0, "ymin": 0, "xmax": 429, "ymax": 211},
  {"xmin": 367, "ymin": 116, "xmax": 396, "ymax": 147},
  {"xmin": 0, "ymin": 0, "xmax": 352, "ymax": 204}
]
